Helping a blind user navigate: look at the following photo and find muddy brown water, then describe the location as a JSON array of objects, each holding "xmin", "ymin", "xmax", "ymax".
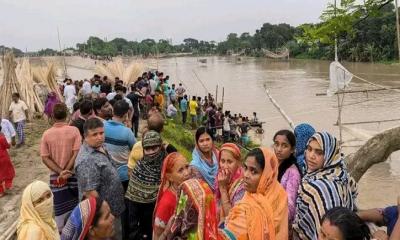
[{"xmin": 18, "ymin": 56, "xmax": 400, "ymax": 209}]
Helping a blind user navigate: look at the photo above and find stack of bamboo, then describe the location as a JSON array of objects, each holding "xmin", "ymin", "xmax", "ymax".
[
  {"xmin": 32, "ymin": 62, "xmax": 63, "ymax": 101},
  {"xmin": 16, "ymin": 58, "xmax": 45, "ymax": 113},
  {"xmin": 0, "ymin": 52, "xmax": 22, "ymax": 118},
  {"xmin": 95, "ymin": 58, "xmax": 145, "ymax": 85}
]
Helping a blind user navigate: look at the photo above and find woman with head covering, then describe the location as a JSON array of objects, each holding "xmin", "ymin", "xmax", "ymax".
[
  {"xmin": 190, "ymin": 126, "xmax": 219, "ymax": 191},
  {"xmin": 215, "ymin": 143, "xmax": 245, "ymax": 222},
  {"xmin": 17, "ymin": 180, "xmax": 60, "ymax": 240},
  {"xmin": 220, "ymin": 147, "xmax": 289, "ymax": 240},
  {"xmin": 166, "ymin": 177, "xmax": 219, "ymax": 239},
  {"xmin": 44, "ymin": 91, "xmax": 61, "ymax": 120},
  {"xmin": 272, "ymin": 130, "xmax": 301, "ymax": 227},
  {"xmin": 61, "ymin": 197, "xmax": 115, "ymax": 240},
  {"xmin": 125, "ymin": 130, "xmax": 167, "ymax": 240},
  {"xmin": 0, "ymin": 125, "xmax": 15, "ymax": 198},
  {"xmin": 293, "ymin": 132, "xmax": 358, "ymax": 240},
  {"xmin": 153, "ymin": 152, "xmax": 190, "ymax": 240},
  {"xmin": 294, "ymin": 123, "xmax": 316, "ymax": 175}
]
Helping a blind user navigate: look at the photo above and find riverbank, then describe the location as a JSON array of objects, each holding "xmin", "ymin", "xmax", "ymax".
[{"xmin": 0, "ymin": 119, "xmax": 49, "ymax": 238}]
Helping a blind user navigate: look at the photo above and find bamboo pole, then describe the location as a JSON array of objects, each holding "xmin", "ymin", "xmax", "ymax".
[
  {"xmin": 316, "ymin": 86, "xmax": 400, "ymax": 96},
  {"xmin": 395, "ymin": 0, "xmax": 400, "ymax": 62},
  {"xmin": 192, "ymin": 70, "xmax": 209, "ymax": 95},
  {"xmin": 222, "ymin": 87, "xmax": 225, "ymax": 110},
  {"xmin": 263, "ymin": 85, "xmax": 295, "ymax": 130},
  {"xmin": 215, "ymin": 85, "xmax": 218, "ymax": 103},
  {"xmin": 0, "ymin": 219, "xmax": 17, "ymax": 240},
  {"xmin": 57, "ymin": 27, "xmax": 68, "ymax": 78},
  {"xmin": 335, "ymin": 117, "xmax": 400, "ymax": 126},
  {"xmin": 337, "ymin": 93, "xmax": 343, "ymax": 145}
]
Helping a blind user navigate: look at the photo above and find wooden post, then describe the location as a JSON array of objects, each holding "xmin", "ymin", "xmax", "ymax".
[
  {"xmin": 337, "ymin": 93, "xmax": 343, "ymax": 146},
  {"xmin": 222, "ymin": 87, "xmax": 225, "ymax": 110},
  {"xmin": 395, "ymin": 0, "xmax": 400, "ymax": 62},
  {"xmin": 215, "ymin": 85, "xmax": 218, "ymax": 104},
  {"xmin": 57, "ymin": 27, "xmax": 68, "ymax": 78}
]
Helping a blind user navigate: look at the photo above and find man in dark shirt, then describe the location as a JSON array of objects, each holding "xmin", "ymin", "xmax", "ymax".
[
  {"xmin": 126, "ymin": 84, "xmax": 145, "ymax": 138},
  {"xmin": 75, "ymin": 118, "xmax": 125, "ymax": 240},
  {"xmin": 70, "ymin": 99, "xmax": 93, "ymax": 138},
  {"xmin": 100, "ymin": 75, "xmax": 112, "ymax": 95}
]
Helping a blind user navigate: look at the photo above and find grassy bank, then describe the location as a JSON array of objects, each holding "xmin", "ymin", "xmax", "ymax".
[
  {"xmin": 162, "ymin": 119, "xmax": 194, "ymax": 160},
  {"xmin": 162, "ymin": 113, "xmax": 260, "ymax": 161}
]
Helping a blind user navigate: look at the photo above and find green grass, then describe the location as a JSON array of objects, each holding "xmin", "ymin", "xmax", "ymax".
[
  {"xmin": 162, "ymin": 117, "xmax": 195, "ymax": 160},
  {"xmin": 161, "ymin": 111, "xmax": 261, "ymax": 161}
]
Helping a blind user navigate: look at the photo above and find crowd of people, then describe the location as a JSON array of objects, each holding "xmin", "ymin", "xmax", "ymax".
[{"xmin": 0, "ymin": 69, "xmax": 399, "ymax": 240}]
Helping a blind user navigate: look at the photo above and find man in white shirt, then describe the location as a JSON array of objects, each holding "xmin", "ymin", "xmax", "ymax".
[
  {"xmin": 9, "ymin": 93, "xmax": 29, "ymax": 146},
  {"xmin": 175, "ymin": 83, "xmax": 186, "ymax": 107},
  {"xmin": 167, "ymin": 100, "xmax": 178, "ymax": 118},
  {"xmin": 82, "ymin": 79, "xmax": 92, "ymax": 96},
  {"xmin": 0, "ymin": 118, "xmax": 16, "ymax": 145},
  {"xmin": 223, "ymin": 112, "xmax": 231, "ymax": 142},
  {"xmin": 149, "ymin": 77, "xmax": 157, "ymax": 98},
  {"xmin": 63, "ymin": 79, "xmax": 77, "ymax": 113}
]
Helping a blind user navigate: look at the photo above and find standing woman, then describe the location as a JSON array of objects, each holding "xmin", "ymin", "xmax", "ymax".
[
  {"xmin": 166, "ymin": 178, "xmax": 219, "ymax": 239},
  {"xmin": 125, "ymin": 131, "xmax": 167, "ymax": 239},
  {"xmin": 216, "ymin": 143, "xmax": 245, "ymax": 222},
  {"xmin": 0, "ymin": 125, "xmax": 15, "ymax": 197},
  {"xmin": 221, "ymin": 148, "xmax": 288, "ymax": 240},
  {"xmin": 153, "ymin": 152, "xmax": 190, "ymax": 240},
  {"xmin": 44, "ymin": 91, "xmax": 60, "ymax": 121},
  {"xmin": 293, "ymin": 132, "xmax": 358, "ymax": 240},
  {"xmin": 190, "ymin": 126, "xmax": 219, "ymax": 191},
  {"xmin": 272, "ymin": 130, "xmax": 301, "ymax": 225},
  {"xmin": 17, "ymin": 180, "xmax": 60, "ymax": 240}
]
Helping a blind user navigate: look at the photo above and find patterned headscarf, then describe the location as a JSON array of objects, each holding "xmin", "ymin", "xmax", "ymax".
[
  {"xmin": 61, "ymin": 197, "xmax": 97, "ymax": 240},
  {"xmin": 153, "ymin": 152, "xmax": 187, "ymax": 227},
  {"xmin": 215, "ymin": 143, "xmax": 242, "ymax": 201},
  {"xmin": 126, "ymin": 130, "xmax": 166, "ymax": 203},
  {"xmin": 294, "ymin": 123, "xmax": 315, "ymax": 175},
  {"xmin": 142, "ymin": 130, "xmax": 162, "ymax": 148},
  {"xmin": 293, "ymin": 132, "xmax": 358, "ymax": 240}
]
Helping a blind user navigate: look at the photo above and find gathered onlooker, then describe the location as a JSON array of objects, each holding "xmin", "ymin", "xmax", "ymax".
[
  {"xmin": 40, "ymin": 103, "xmax": 82, "ymax": 231},
  {"xmin": 9, "ymin": 92, "xmax": 29, "ymax": 147},
  {"xmin": 75, "ymin": 118, "xmax": 125, "ymax": 240}
]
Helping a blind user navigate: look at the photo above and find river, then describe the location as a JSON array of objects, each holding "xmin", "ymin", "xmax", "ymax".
[{"xmin": 60, "ymin": 56, "xmax": 400, "ymax": 208}]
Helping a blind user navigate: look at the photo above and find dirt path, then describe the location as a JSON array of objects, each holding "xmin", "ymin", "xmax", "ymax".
[{"xmin": 0, "ymin": 119, "xmax": 49, "ymax": 237}]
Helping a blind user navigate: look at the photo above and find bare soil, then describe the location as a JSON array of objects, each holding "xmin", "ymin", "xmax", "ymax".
[{"xmin": 0, "ymin": 119, "xmax": 49, "ymax": 236}]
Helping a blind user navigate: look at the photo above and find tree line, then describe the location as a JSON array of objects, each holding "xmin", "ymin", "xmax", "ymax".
[{"xmin": 4, "ymin": 1, "xmax": 399, "ymax": 62}]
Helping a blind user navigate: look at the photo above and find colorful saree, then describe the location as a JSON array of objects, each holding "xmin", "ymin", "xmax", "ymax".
[
  {"xmin": 223, "ymin": 148, "xmax": 289, "ymax": 240},
  {"xmin": 168, "ymin": 178, "xmax": 218, "ymax": 240}
]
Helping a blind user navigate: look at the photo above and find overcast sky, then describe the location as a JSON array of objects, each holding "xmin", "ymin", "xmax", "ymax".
[{"xmin": 0, "ymin": 0, "xmax": 329, "ymax": 51}]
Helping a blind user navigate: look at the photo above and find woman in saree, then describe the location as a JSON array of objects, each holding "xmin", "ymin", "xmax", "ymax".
[
  {"xmin": 166, "ymin": 177, "xmax": 219, "ymax": 240},
  {"xmin": 153, "ymin": 152, "xmax": 191, "ymax": 240},
  {"xmin": 215, "ymin": 143, "xmax": 245, "ymax": 223},
  {"xmin": 44, "ymin": 91, "xmax": 60, "ymax": 120},
  {"xmin": 61, "ymin": 197, "xmax": 115, "ymax": 240},
  {"xmin": 190, "ymin": 126, "xmax": 219, "ymax": 191},
  {"xmin": 17, "ymin": 180, "xmax": 60, "ymax": 240},
  {"xmin": 293, "ymin": 132, "xmax": 358, "ymax": 240},
  {"xmin": 221, "ymin": 147, "xmax": 289, "ymax": 240}
]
